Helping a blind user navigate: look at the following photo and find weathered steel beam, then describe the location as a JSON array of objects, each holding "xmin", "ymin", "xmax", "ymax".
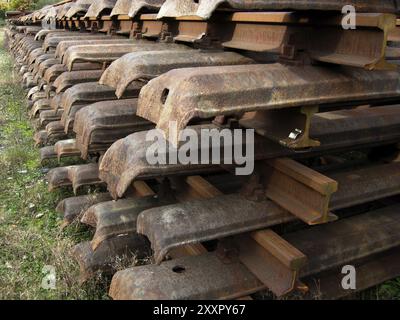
[
  {"xmin": 43, "ymin": 34, "xmax": 115, "ymax": 52},
  {"xmin": 55, "ymin": 38, "xmax": 135, "ymax": 59},
  {"xmin": 72, "ymin": 234, "xmax": 150, "ymax": 283},
  {"xmin": 56, "ymin": 193, "xmax": 113, "ymax": 226},
  {"xmin": 43, "ymin": 62, "xmax": 103, "ymax": 86},
  {"xmin": 38, "ymin": 109, "xmax": 64, "ymax": 129},
  {"xmin": 62, "ymin": 41, "xmax": 189, "ymax": 71},
  {"xmin": 30, "ymin": 98, "xmax": 51, "ymax": 118},
  {"xmin": 65, "ymin": 0, "xmax": 92, "ymax": 19},
  {"xmin": 99, "ymin": 105, "xmax": 400, "ymax": 199},
  {"xmin": 262, "ymin": 158, "xmax": 338, "ymax": 225},
  {"xmin": 138, "ymin": 64, "xmax": 400, "ymax": 145},
  {"xmin": 329, "ymin": 161, "xmax": 400, "ymax": 210},
  {"xmin": 52, "ymin": 69, "xmax": 104, "ymax": 94},
  {"xmin": 100, "ymin": 49, "xmax": 253, "ymax": 98},
  {"xmin": 137, "ymin": 194, "xmax": 292, "ymax": 264},
  {"xmin": 137, "ymin": 161, "xmax": 400, "ymax": 265},
  {"xmin": 81, "ymin": 195, "xmax": 175, "ymax": 250},
  {"xmin": 109, "ymin": 252, "xmax": 264, "ymax": 300},
  {"xmin": 157, "ymin": 0, "xmax": 400, "ymax": 19},
  {"xmin": 84, "ymin": 0, "xmax": 117, "ymax": 19},
  {"xmin": 60, "ymin": 82, "xmax": 142, "ymax": 133},
  {"xmin": 129, "ymin": 201, "xmax": 400, "ymax": 299},
  {"xmin": 46, "ymin": 163, "xmax": 104, "ymax": 194},
  {"xmin": 73, "ymin": 98, "xmax": 153, "ymax": 159}
]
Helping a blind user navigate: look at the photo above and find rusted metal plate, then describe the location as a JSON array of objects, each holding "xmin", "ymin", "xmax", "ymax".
[
  {"xmin": 73, "ymin": 234, "xmax": 150, "ymax": 283},
  {"xmin": 57, "ymin": 3, "xmax": 74, "ymax": 20},
  {"xmin": 100, "ymin": 50, "xmax": 253, "ymax": 98},
  {"xmin": 63, "ymin": 42, "xmax": 189, "ymax": 71},
  {"xmin": 30, "ymin": 98, "xmax": 51, "ymax": 118},
  {"xmin": 43, "ymin": 62, "xmax": 103, "ymax": 85},
  {"xmin": 60, "ymin": 82, "xmax": 142, "ymax": 133},
  {"xmin": 109, "ymin": 252, "xmax": 264, "ymax": 300},
  {"xmin": 73, "ymin": 98, "xmax": 153, "ymax": 159},
  {"xmin": 138, "ymin": 194, "xmax": 292, "ymax": 264},
  {"xmin": 43, "ymin": 34, "xmax": 114, "ymax": 52},
  {"xmin": 137, "ymin": 64, "xmax": 400, "ymax": 145},
  {"xmin": 84, "ymin": 0, "xmax": 118, "ymax": 19},
  {"xmin": 110, "ymin": 0, "xmax": 134, "ymax": 17},
  {"xmin": 129, "ymin": 0, "xmax": 166, "ymax": 17},
  {"xmin": 46, "ymin": 163, "xmax": 104, "ymax": 194},
  {"xmin": 54, "ymin": 139, "xmax": 81, "ymax": 161},
  {"xmin": 56, "ymin": 193, "xmax": 113, "ymax": 225},
  {"xmin": 34, "ymin": 29, "xmax": 68, "ymax": 41},
  {"xmin": 82, "ymin": 196, "xmax": 175, "ymax": 250},
  {"xmin": 53, "ymin": 70, "xmax": 104, "ymax": 94},
  {"xmin": 40, "ymin": 146, "xmax": 57, "ymax": 163},
  {"xmin": 38, "ymin": 110, "xmax": 64, "ymax": 129},
  {"xmin": 158, "ymin": 0, "xmax": 400, "ymax": 19},
  {"xmin": 65, "ymin": 0, "xmax": 92, "ymax": 18},
  {"xmin": 27, "ymin": 48, "xmax": 46, "ymax": 66},
  {"xmin": 55, "ymin": 38, "xmax": 134, "ymax": 59}
]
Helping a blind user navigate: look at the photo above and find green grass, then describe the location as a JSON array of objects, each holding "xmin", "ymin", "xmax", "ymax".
[{"xmin": 0, "ymin": 29, "xmax": 108, "ymax": 300}]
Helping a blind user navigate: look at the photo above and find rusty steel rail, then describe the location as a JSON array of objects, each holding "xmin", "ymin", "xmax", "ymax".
[
  {"xmin": 111, "ymin": 188, "xmax": 400, "ymax": 299},
  {"xmin": 99, "ymin": 105, "xmax": 400, "ymax": 199},
  {"xmin": 136, "ymin": 161, "xmax": 400, "ymax": 266},
  {"xmin": 81, "ymin": 195, "xmax": 175, "ymax": 250},
  {"xmin": 72, "ymin": 234, "xmax": 150, "ymax": 283},
  {"xmin": 73, "ymin": 98, "xmax": 153, "ymax": 159},
  {"xmin": 56, "ymin": 193, "xmax": 113, "ymax": 226},
  {"xmin": 46, "ymin": 163, "xmax": 104, "ymax": 194},
  {"xmin": 136, "ymin": 64, "xmax": 400, "ymax": 146},
  {"xmin": 157, "ymin": 0, "xmax": 400, "ymax": 19},
  {"xmin": 100, "ymin": 49, "xmax": 254, "ymax": 98},
  {"xmin": 62, "ymin": 41, "xmax": 189, "ymax": 71}
]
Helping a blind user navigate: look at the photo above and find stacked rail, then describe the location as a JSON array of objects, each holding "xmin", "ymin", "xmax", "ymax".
[{"xmin": 4, "ymin": 0, "xmax": 400, "ymax": 300}]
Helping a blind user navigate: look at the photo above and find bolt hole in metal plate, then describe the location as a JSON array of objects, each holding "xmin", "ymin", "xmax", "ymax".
[
  {"xmin": 161, "ymin": 88, "xmax": 169, "ymax": 104},
  {"xmin": 172, "ymin": 265, "xmax": 186, "ymax": 273}
]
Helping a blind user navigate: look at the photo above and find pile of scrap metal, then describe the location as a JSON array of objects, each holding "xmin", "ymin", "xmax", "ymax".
[{"xmin": 5, "ymin": 0, "xmax": 400, "ymax": 300}]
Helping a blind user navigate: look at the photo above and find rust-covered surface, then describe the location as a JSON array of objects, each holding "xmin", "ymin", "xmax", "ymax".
[
  {"xmin": 158, "ymin": 0, "xmax": 400, "ymax": 19},
  {"xmin": 111, "ymin": 0, "xmax": 135, "ymax": 17},
  {"xmin": 53, "ymin": 70, "xmax": 104, "ymax": 94},
  {"xmin": 109, "ymin": 253, "xmax": 264, "ymax": 300},
  {"xmin": 59, "ymin": 82, "xmax": 142, "ymax": 133},
  {"xmin": 81, "ymin": 195, "xmax": 175, "ymax": 250},
  {"xmin": 73, "ymin": 98, "xmax": 153, "ymax": 159},
  {"xmin": 129, "ymin": 0, "xmax": 166, "ymax": 17},
  {"xmin": 46, "ymin": 163, "xmax": 104, "ymax": 194},
  {"xmin": 55, "ymin": 39, "xmax": 134, "ymax": 59},
  {"xmin": 65, "ymin": 0, "xmax": 93, "ymax": 18},
  {"xmin": 56, "ymin": 193, "xmax": 113, "ymax": 225},
  {"xmin": 62, "ymin": 42, "xmax": 190, "ymax": 71},
  {"xmin": 99, "ymin": 106, "xmax": 400, "ymax": 199},
  {"xmin": 84, "ymin": 0, "xmax": 118, "ymax": 19},
  {"xmin": 100, "ymin": 50, "xmax": 253, "ymax": 98},
  {"xmin": 73, "ymin": 235, "xmax": 150, "ymax": 283},
  {"xmin": 137, "ymin": 64, "xmax": 400, "ymax": 145}
]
